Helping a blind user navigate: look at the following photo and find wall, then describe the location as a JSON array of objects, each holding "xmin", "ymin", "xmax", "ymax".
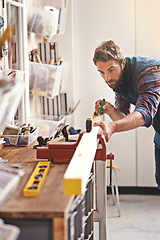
[
  {"xmin": 73, "ymin": 0, "xmax": 137, "ymax": 186},
  {"xmin": 135, "ymin": 0, "xmax": 160, "ymax": 186},
  {"xmin": 73, "ymin": 0, "xmax": 159, "ymax": 187},
  {"xmin": 73, "ymin": 0, "xmax": 135, "ymax": 131}
]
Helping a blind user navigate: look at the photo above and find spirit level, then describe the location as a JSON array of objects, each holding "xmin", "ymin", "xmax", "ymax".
[{"xmin": 23, "ymin": 161, "xmax": 50, "ymax": 197}]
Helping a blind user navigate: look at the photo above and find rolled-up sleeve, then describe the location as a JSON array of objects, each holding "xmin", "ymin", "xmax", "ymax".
[
  {"xmin": 135, "ymin": 68, "xmax": 160, "ymax": 127},
  {"xmin": 115, "ymin": 92, "xmax": 131, "ymax": 115}
]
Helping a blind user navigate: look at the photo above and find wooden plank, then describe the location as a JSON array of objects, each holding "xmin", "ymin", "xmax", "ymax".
[
  {"xmin": 64, "ymin": 126, "xmax": 100, "ymax": 195},
  {"xmin": 47, "ymin": 137, "xmax": 65, "ymax": 146}
]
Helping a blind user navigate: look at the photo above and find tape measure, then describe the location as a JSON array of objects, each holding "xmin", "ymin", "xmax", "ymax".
[{"xmin": 23, "ymin": 161, "xmax": 50, "ymax": 197}]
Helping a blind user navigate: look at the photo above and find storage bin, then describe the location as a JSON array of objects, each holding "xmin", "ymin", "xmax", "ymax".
[
  {"xmin": 3, "ymin": 128, "xmax": 39, "ymax": 146},
  {"xmin": 31, "ymin": 115, "xmax": 65, "ymax": 138},
  {"xmin": 27, "ymin": 6, "xmax": 59, "ymax": 39},
  {"xmin": 29, "ymin": 62, "xmax": 63, "ymax": 98}
]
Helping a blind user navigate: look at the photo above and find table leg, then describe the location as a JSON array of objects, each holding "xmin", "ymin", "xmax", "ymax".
[
  {"xmin": 94, "ymin": 160, "xmax": 108, "ymax": 240},
  {"xmin": 53, "ymin": 217, "xmax": 67, "ymax": 240}
]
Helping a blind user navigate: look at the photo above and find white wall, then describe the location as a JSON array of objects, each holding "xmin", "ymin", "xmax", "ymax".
[
  {"xmin": 73, "ymin": 0, "xmax": 137, "ymax": 186},
  {"xmin": 136, "ymin": 0, "xmax": 160, "ymax": 58},
  {"xmin": 73, "ymin": 0, "xmax": 159, "ymax": 187},
  {"xmin": 135, "ymin": 0, "xmax": 160, "ymax": 187},
  {"xmin": 73, "ymin": 0, "xmax": 135, "ymax": 131}
]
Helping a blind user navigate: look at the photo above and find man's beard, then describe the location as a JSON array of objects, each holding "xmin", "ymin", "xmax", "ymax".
[{"xmin": 113, "ymin": 70, "xmax": 124, "ymax": 91}]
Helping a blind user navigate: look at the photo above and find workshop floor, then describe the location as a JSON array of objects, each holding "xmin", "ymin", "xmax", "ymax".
[{"xmin": 94, "ymin": 194, "xmax": 160, "ymax": 240}]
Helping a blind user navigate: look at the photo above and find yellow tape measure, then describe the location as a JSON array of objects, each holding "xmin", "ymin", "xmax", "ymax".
[{"xmin": 23, "ymin": 161, "xmax": 50, "ymax": 197}]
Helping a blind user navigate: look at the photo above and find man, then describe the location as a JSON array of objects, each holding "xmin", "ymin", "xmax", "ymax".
[{"xmin": 93, "ymin": 40, "xmax": 160, "ymax": 188}]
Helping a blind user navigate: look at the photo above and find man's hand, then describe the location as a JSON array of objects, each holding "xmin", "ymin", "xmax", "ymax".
[
  {"xmin": 94, "ymin": 99, "xmax": 126, "ymax": 120},
  {"xmin": 93, "ymin": 121, "xmax": 115, "ymax": 142},
  {"xmin": 94, "ymin": 99, "xmax": 114, "ymax": 115}
]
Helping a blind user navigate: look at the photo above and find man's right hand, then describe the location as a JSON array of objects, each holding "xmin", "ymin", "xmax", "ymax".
[{"xmin": 94, "ymin": 99, "xmax": 114, "ymax": 116}]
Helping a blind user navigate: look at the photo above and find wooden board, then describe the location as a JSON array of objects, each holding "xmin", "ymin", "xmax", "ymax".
[{"xmin": 64, "ymin": 126, "xmax": 100, "ymax": 195}]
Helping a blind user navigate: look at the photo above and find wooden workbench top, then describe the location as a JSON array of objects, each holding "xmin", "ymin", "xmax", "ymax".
[{"xmin": 0, "ymin": 143, "xmax": 74, "ymax": 219}]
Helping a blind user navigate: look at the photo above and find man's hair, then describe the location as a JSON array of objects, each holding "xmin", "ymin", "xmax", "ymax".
[{"xmin": 93, "ymin": 40, "xmax": 124, "ymax": 65}]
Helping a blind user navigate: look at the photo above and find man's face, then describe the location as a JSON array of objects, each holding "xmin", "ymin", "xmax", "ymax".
[{"xmin": 96, "ymin": 59, "xmax": 125, "ymax": 89}]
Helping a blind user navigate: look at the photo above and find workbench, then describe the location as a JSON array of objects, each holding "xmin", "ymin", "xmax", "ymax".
[
  {"xmin": 0, "ymin": 143, "xmax": 75, "ymax": 239},
  {"xmin": 0, "ymin": 134, "xmax": 107, "ymax": 240}
]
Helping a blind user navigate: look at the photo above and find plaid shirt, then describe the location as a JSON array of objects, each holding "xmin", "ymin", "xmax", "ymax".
[{"xmin": 115, "ymin": 66, "xmax": 160, "ymax": 128}]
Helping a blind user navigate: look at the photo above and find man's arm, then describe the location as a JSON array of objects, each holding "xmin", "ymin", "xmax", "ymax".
[
  {"xmin": 110, "ymin": 110, "xmax": 145, "ymax": 132},
  {"xmin": 94, "ymin": 111, "xmax": 145, "ymax": 142},
  {"xmin": 105, "ymin": 103, "xmax": 126, "ymax": 120}
]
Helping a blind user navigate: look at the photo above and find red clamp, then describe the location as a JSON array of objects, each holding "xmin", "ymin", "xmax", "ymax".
[
  {"xmin": 37, "ymin": 132, "xmax": 107, "ymax": 163},
  {"xmin": 107, "ymin": 153, "xmax": 114, "ymax": 160},
  {"xmin": 94, "ymin": 134, "xmax": 107, "ymax": 161}
]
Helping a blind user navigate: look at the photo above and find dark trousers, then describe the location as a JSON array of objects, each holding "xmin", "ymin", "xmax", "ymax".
[
  {"xmin": 154, "ymin": 132, "xmax": 160, "ymax": 188},
  {"xmin": 155, "ymin": 144, "xmax": 160, "ymax": 188}
]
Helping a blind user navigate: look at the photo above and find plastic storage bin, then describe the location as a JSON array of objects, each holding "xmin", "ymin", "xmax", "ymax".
[
  {"xmin": 29, "ymin": 62, "xmax": 63, "ymax": 98},
  {"xmin": 3, "ymin": 128, "xmax": 39, "ymax": 146},
  {"xmin": 27, "ymin": 6, "xmax": 59, "ymax": 39},
  {"xmin": 31, "ymin": 115, "xmax": 65, "ymax": 138}
]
